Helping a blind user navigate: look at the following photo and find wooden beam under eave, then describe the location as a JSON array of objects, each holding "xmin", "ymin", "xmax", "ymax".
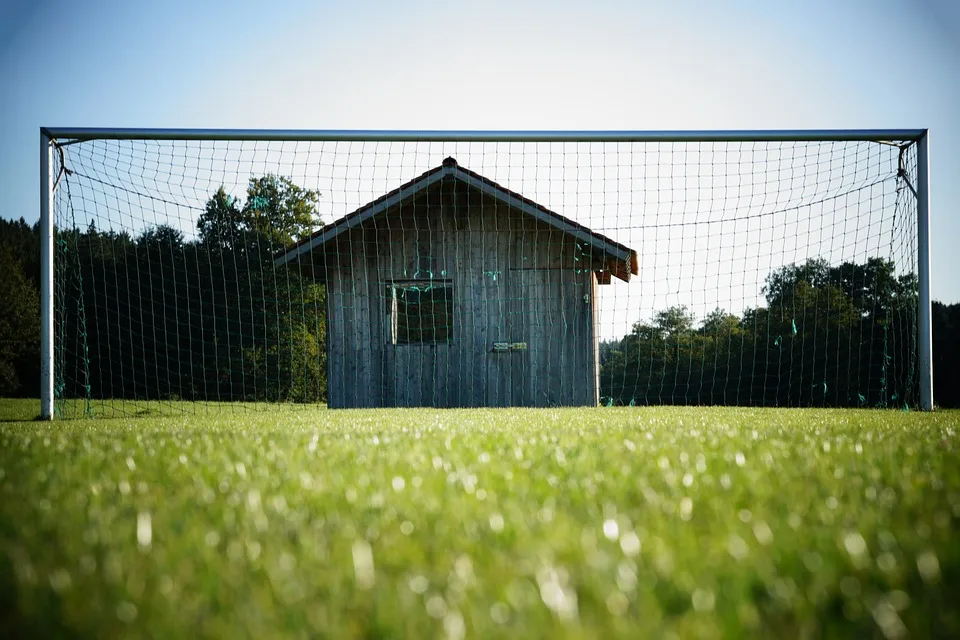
[{"xmin": 607, "ymin": 257, "xmax": 631, "ymax": 283}]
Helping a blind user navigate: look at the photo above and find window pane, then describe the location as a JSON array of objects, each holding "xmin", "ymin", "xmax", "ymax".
[{"xmin": 392, "ymin": 282, "xmax": 453, "ymax": 344}]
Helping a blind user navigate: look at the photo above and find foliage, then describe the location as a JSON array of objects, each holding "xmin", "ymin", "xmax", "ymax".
[
  {"xmin": 0, "ymin": 217, "xmax": 40, "ymax": 286},
  {"xmin": 652, "ymin": 305, "xmax": 696, "ymax": 338},
  {"xmin": 0, "ymin": 402, "xmax": 957, "ymax": 638},
  {"xmin": 136, "ymin": 223, "xmax": 185, "ymax": 251},
  {"xmin": 0, "ymin": 246, "xmax": 39, "ymax": 394},
  {"xmin": 49, "ymin": 176, "xmax": 326, "ymax": 408},
  {"xmin": 243, "ymin": 174, "xmax": 321, "ymax": 247},
  {"xmin": 197, "ymin": 187, "xmax": 245, "ymax": 252},
  {"xmin": 699, "ymin": 308, "xmax": 741, "ymax": 337},
  {"xmin": 601, "ymin": 258, "xmax": 921, "ymax": 407},
  {"xmin": 933, "ymin": 301, "xmax": 960, "ymax": 408},
  {"xmin": 0, "ymin": 217, "xmax": 42, "ymax": 396},
  {"xmin": 197, "ymin": 176, "xmax": 321, "ymax": 251}
]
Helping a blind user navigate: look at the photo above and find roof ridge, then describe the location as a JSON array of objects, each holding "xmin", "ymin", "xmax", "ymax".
[{"xmin": 275, "ymin": 159, "xmax": 639, "ymax": 282}]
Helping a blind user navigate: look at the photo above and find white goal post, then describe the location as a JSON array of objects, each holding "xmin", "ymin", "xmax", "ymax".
[{"xmin": 38, "ymin": 128, "xmax": 933, "ymax": 417}]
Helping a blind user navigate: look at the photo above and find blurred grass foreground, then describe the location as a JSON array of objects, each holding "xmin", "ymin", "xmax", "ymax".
[{"xmin": 1, "ymin": 400, "xmax": 957, "ymax": 638}]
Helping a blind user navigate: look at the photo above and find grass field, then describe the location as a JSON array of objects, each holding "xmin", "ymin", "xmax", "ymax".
[{"xmin": 1, "ymin": 399, "xmax": 957, "ymax": 638}]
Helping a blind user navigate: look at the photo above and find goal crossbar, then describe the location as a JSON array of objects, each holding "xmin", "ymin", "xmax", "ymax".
[{"xmin": 43, "ymin": 127, "xmax": 926, "ymax": 143}]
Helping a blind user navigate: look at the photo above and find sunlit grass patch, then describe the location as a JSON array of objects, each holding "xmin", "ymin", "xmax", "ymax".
[{"xmin": 1, "ymin": 402, "xmax": 957, "ymax": 638}]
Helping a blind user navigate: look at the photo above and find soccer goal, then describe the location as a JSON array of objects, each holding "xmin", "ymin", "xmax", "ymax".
[{"xmin": 39, "ymin": 128, "xmax": 932, "ymax": 417}]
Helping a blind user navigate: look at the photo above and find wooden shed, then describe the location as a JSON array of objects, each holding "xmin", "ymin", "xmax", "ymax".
[{"xmin": 275, "ymin": 158, "xmax": 638, "ymax": 408}]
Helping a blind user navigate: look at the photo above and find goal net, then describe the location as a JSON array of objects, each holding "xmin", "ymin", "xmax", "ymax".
[{"xmin": 44, "ymin": 130, "xmax": 928, "ymax": 416}]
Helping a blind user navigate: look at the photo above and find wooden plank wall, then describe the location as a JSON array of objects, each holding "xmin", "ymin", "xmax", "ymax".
[{"xmin": 320, "ymin": 180, "xmax": 607, "ymax": 408}]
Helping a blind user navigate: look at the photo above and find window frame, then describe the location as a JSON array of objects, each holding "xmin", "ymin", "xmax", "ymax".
[{"xmin": 385, "ymin": 279, "xmax": 454, "ymax": 345}]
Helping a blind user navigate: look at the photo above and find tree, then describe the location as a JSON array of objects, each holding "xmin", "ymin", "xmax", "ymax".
[
  {"xmin": 601, "ymin": 258, "xmax": 922, "ymax": 409},
  {"xmin": 700, "ymin": 308, "xmax": 741, "ymax": 337},
  {"xmin": 652, "ymin": 305, "xmax": 696, "ymax": 338},
  {"xmin": 197, "ymin": 187, "xmax": 244, "ymax": 251},
  {"xmin": 932, "ymin": 301, "xmax": 960, "ymax": 408},
  {"xmin": 828, "ymin": 257, "xmax": 917, "ymax": 320},
  {"xmin": 0, "ymin": 245, "xmax": 39, "ymax": 395},
  {"xmin": 185, "ymin": 177, "xmax": 327, "ymax": 402},
  {"xmin": 137, "ymin": 224, "xmax": 185, "ymax": 251},
  {"xmin": 197, "ymin": 177, "xmax": 321, "ymax": 252},
  {"xmin": 0, "ymin": 216, "xmax": 40, "ymax": 285},
  {"xmin": 243, "ymin": 174, "xmax": 321, "ymax": 247},
  {"xmin": 762, "ymin": 258, "xmax": 831, "ymax": 308}
]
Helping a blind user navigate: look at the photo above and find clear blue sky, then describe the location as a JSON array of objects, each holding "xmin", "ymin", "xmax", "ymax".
[{"xmin": 2, "ymin": 0, "xmax": 958, "ymax": 303}]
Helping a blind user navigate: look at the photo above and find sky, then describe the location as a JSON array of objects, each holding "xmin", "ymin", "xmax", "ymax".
[{"xmin": 1, "ymin": 0, "xmax": 958, "ymax": 304}]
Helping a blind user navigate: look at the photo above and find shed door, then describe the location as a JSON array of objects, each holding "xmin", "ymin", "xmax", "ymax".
[
  {"xmin": 475, "ymin": 270, "xmax": 531, "ymax": 407},
  {"xmin": 510, "ymin": 269, "xmax": 595, "ymax": 407}
]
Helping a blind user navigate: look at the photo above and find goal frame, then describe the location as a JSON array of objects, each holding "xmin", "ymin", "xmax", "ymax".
[{"xmin": 38, "ymin": 127, "xmax": 933, "ymax": 417}]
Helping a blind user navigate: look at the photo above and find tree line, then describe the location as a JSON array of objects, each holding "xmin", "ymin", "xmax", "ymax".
[
  {"xmin": 0, "ymin": 175, "xmax": 326, "ymax": 405},
  {"xmin": 599, "ymin": 258, "xmax": 960, "ymax": 408},
  {"xmin": 1, "ymin": 180, "xmax": 959, "ymax": 407}
]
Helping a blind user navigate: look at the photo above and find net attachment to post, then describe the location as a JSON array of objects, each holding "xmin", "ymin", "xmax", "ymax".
[{"xmin": 39, "ymin": 128, "xmax": 932, "ymax": 416}]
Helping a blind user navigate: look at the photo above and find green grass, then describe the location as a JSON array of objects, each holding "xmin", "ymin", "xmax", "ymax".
[{"xmin": 1, "ymin": 399, "xmax": 958, "ymax": 638}]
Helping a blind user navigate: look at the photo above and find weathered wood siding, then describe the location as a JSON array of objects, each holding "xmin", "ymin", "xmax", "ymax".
[{"xmin": 318, "ymin": 179, "xmax": 604, "ymax": 408}]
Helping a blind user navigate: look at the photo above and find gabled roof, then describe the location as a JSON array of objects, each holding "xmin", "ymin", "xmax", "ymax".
[{"xmin": 275, "ymin": 157, "xmax": 638, "ymax": 282}]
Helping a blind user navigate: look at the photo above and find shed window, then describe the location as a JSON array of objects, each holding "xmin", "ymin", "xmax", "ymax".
[{"xmin": 387, "ymin": 281, "xmax": 453, "ymax": 344}]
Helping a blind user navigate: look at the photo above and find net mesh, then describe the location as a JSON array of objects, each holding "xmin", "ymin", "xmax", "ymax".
[{"xmin": 50, "ymin": 135, "xmax": 920, "ymax": 416}]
